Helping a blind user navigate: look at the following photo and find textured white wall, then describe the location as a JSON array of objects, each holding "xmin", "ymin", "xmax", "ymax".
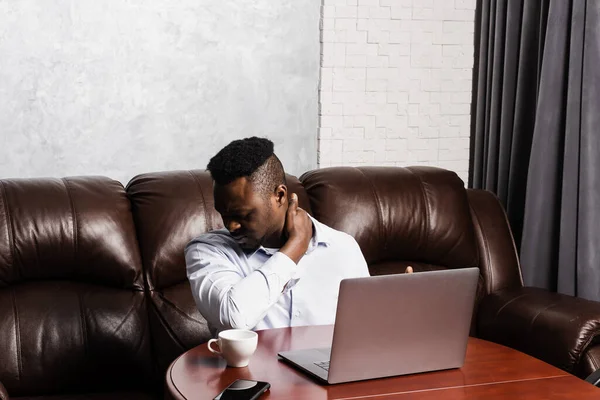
[
  {"xmin": 0, "ymin": 1, "xmax": 320, "ymax": 183},
  {"xmin": 318, "ymin": 0, "xmax": 475, "ymax": 183}
]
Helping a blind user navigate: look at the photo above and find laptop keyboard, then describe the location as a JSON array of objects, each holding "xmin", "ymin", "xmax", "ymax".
[{"xmin": 314, "ymin": 360, "xmax": 330, "ymax": 371}]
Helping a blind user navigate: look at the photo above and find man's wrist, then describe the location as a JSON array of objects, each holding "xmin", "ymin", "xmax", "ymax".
[{"xmin": 280, "ymin": 235, "xmax": 310, "ymax": 264}]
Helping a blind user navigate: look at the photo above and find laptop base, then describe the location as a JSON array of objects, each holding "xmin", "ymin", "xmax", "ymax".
[{"xmin": 278, "ymin": 347, "xmax": 331, "ymax": 383}]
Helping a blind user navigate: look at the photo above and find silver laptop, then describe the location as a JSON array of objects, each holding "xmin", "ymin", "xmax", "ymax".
[{"xmin": 278, "ymin": 267, "xmax": 479, "ymax": 384}]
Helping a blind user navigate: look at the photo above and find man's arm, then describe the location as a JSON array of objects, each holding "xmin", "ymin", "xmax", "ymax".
[
  {"xmin": 187, "ymin": 193, "xmax": 312, "ymax": 331},
  {"xmin": 278, "ymin": 193, "xmax": 312, "ymax": 263},
  {"xmin": 186, "ymin": 244, "xmax": 298, "ymax": 331}
]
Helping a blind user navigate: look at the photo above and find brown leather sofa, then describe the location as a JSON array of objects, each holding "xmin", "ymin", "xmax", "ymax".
[{"xmin": 1, "ymin": 167, "xmax": 599, "ymax": 399}]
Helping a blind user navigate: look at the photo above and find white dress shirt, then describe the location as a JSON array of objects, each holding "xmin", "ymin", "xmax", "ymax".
[{"xmin": 185, "ymin": 216, "xmax": 370, "ymax": 334}]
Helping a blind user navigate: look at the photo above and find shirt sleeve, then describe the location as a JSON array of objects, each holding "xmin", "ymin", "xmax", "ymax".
[{"xmin": 185, "ymin": 241, "xmax": 298, "ymax": 332}]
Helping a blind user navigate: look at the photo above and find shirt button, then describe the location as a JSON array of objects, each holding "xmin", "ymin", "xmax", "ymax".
[{"xmin": 294, "ymin": 311, "xmax": 301, "ymax": 318}]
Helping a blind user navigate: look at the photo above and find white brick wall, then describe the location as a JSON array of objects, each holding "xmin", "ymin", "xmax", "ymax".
[{"xmin": 318, "ymin": 0, "xmax": 475, "ymax": 183}]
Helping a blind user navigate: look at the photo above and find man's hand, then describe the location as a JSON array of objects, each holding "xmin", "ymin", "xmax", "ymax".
[
  {"xmin": 280, "ymin": 193, "xmax": 313, "ymax": 264},
  {"xmin": 405, "ymin": 266, "xmax": 413, "ymax": 274}
]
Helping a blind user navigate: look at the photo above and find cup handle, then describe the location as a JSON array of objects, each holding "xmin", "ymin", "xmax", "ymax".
[{"xmin": 207, "ymin": 338, "xmax": 221, "ymax": 355}]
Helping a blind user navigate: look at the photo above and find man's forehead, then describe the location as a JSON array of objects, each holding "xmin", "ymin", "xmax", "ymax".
[
  {"xmin": 213, "ymin": 177, "xmax": 256, "ymax": 195},
  {"xmin": 213, "ymin": 178, "xmax": 260, "ymax": 211}
]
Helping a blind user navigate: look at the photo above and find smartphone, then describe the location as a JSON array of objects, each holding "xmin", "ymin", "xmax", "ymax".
[{"xmin": 213, "ymin": 379, "xmax": 270, "ymax": 400}]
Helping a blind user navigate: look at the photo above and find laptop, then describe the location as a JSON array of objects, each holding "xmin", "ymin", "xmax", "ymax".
[{"xmin": 277, "ymin": 267, "xmax": 479, "ymax": 384}]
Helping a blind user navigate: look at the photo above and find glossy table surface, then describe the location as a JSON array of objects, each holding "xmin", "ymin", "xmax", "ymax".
[{"xmin": 165, "ymin": 325, "xmax": 600, "ymax": 399}]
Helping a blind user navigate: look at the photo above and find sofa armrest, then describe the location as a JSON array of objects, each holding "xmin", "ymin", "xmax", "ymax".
[
  {"xmin": 0, "ymin": 381, "xmax": 8, "ymax": 400},
  {"xmin": 477, "ymin": 286, "xmax": 600, "ymax": 377}
]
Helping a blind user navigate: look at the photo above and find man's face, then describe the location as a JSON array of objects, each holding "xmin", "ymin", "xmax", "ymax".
[{"xmin": 213, "ymin": 177, "xmax": 286, "ymax": 250}]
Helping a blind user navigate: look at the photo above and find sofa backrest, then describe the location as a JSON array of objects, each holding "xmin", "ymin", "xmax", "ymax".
[
  {"xmin": 126, "ymin": 166, "xmax": 524, "ymax": 370},
  {"xmin": 300, "ymin": 166, "xmax": 523, "ymax": 336},
  {"xmin": 0, "ymin": 177, "xmax": 152, "ymax": 397},
  {"xmin": 300, "ymin": 166, "xmax": 480, "ymax": 275},
  {"xmin": 0, "ymin": 167, "xmax": 523, "ymax": 396},
  {"xmin": 126, "ymin": 170, "xmax": 311, "ymax": 373}
]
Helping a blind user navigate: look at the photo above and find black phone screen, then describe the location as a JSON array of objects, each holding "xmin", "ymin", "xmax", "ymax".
[{"xmin": 213, "ymin": 379, "xmax": 270, "ymax": 400}]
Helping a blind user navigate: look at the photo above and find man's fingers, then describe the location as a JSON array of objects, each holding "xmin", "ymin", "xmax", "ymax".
[
  {"xmin": 289, "ymin": 193, "xmax": 299, "ymax": 211},
  {"xmin": 405, "ymin": 266, "xmax": 414, "ymax": 274}
]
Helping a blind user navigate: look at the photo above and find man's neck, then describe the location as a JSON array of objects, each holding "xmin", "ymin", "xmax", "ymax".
[
  {"xmin": 260, "ymin": 226, "xmax": 287, "ymax": 249},
  {"xmin": 260, "ymin": 218, "xmax": 316, "ymax": 249}
]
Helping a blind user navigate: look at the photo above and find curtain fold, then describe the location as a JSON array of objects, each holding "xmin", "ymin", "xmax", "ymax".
[
  {"xmin": 470, "ymin": 0, "xmax": 600, "ymax": 301},
  {"xmin": 573, "ymin": 1, "xmax": 600, "ymax": 300},
  {"xmin": 470, "ymin": 0, "xmax": 546, "ymax": 249}
]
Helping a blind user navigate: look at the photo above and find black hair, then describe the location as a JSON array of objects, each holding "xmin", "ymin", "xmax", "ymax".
[{"xmin": 207, "ymin": 137, "xmax": 286, "ymax": 198}]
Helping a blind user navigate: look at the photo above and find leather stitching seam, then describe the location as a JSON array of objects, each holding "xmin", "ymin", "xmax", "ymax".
[
  {"xmin": 0, "ymin": 181, "xmax": 14, "ymax": 285},
  {"xmin": 494, "ymin": 293, "xmax": 528, "ymax": 317},
  {"xmin": 469, "ymin": 199, "xmax": 494, "ymax": 293},
  {"xmin": 158, "ymin": 291, "xmax": 205, "ymax": 325},
  {"xmin": 189, "ymin": 171, "xmax": 210, "ymax": 230},
  {"xmin": 150, "ymin": 297, "xmax": 186, "ymax": 350},
  {"xmin": 406, "ymin": 168, "xmax": 431, "ymax": 255},
  {"xmin": 528, "ymin": 303, "xmax": 556, "ymax": 333},
  {"xmin": 112, "ymin": 300, "xmax": 138, "ymax": 336},
  {"xmin": 11, "ymin": 288, "xmax": 22, "ymax": 384},
  {"xmin": 0, "ymin": 181, "xmax": 17, "ymax": 280},
  {"xmin": 78, "ymin": 291, "xmax": 89, "ymax": 358},
  {"xmin": 62, "ymin": 178, "xmax": 79, "ymax": 273},
  {"xmin": 437, "ymin": 228, "xmax": 472, "ymax": 268},
  {"xmin": 130, "ymin": 295, "xmax": 149, "ymax": 360},
  {"xmin": 355, "ymin": 168, "xmax": 385, "ymax": 254},
  {"xmin": 64, "ymin": 179, "xmax": 89, "ymax": 357}
]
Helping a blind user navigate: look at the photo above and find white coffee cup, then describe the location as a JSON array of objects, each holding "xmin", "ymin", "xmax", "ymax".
[{"xmin": 207, "ymin": 329, "xmax": 258, "ymax": 367}]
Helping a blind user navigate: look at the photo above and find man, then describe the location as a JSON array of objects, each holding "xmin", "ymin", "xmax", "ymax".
[{"xmin": 186, "ymin": 137, "xmax": 411, "ymax": 334}]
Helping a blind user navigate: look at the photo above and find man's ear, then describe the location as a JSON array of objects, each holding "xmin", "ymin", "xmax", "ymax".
[{"xmin": 274, "ymin": 184, "xmax": 287, "ymax": 207}]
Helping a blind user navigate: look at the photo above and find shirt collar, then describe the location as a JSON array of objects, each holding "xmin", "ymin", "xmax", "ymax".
[
  {"xmin": 245, "ymin": 215, "xmax": 331, "ymax": 257},
  {"xmin": 308, "ymin": 214, "xmax": 331, "ymax": 249}
]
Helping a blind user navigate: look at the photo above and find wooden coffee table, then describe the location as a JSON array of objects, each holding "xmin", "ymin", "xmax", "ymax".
[{"xmin": 165, "ymin": 325, "xmax": 600, "ymax": 399}]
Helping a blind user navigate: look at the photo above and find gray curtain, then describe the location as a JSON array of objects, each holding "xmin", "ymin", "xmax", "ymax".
[{"xmin": 470, "ymin": 0, "xmax": 600, "ymax": 301}]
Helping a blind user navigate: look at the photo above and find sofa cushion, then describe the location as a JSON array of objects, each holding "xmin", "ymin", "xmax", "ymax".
[
  {"xmin": 300, "ymin": 166, "xmax": 479, "ymax": 269},
  {"xmin": 0, "ymin": 281, "xmax": 152, "ymax": 397},
  {"xmin": 0, "ymin": 177, "xmax": 144, "ymax": 289},
  {"xmin": 0, "ymin": 178, "xmax": 151, "ymax": 397}
]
